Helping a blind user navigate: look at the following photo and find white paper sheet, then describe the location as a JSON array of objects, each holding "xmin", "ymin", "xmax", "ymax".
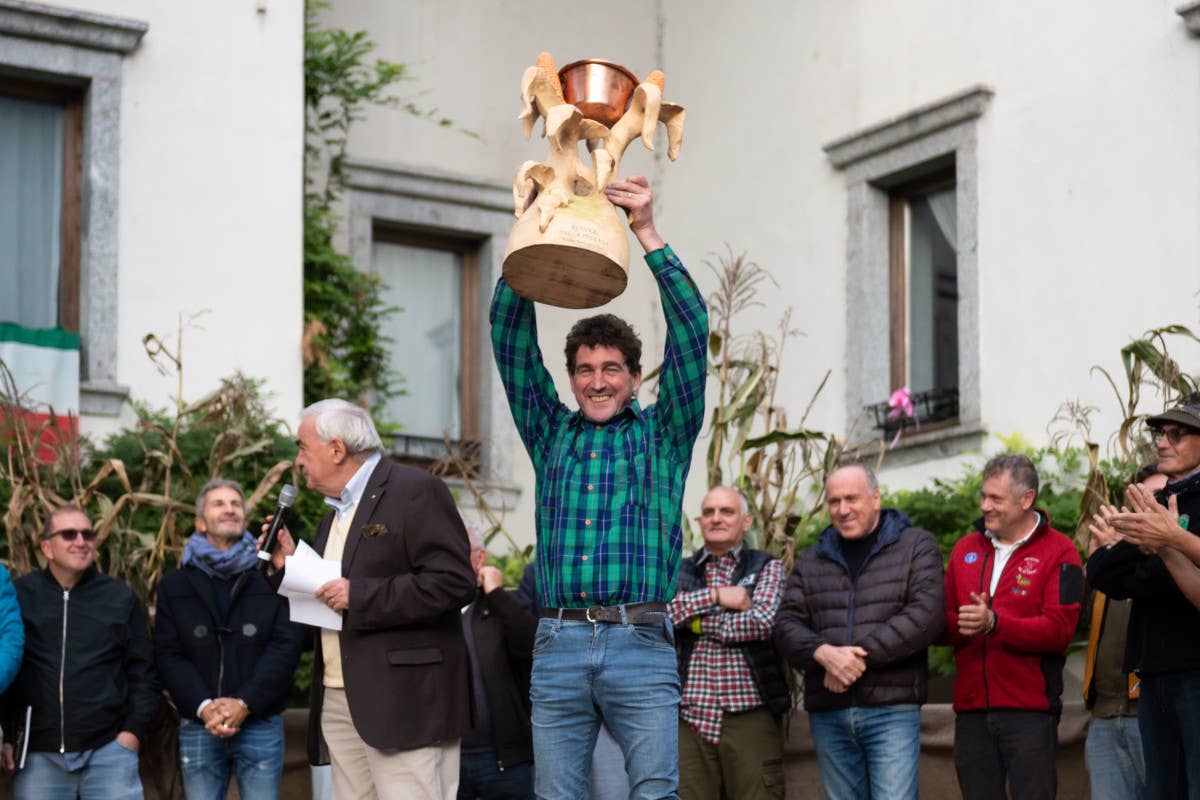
[{"xmin": 278, "ymin": 540, "xmax": 343, "ymax": 631}]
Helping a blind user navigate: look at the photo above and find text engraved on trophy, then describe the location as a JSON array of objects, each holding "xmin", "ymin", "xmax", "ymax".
[{"xmin": 557, "ymin": 223, "xmax": 606, "ymax": 248}]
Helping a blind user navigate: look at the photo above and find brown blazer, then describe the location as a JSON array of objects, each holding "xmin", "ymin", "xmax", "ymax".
[{"xmin": 304, "ymin": 457, "xmax": 475, "ymax": 763}]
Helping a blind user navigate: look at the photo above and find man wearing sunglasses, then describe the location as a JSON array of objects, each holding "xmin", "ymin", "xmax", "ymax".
[
  {"xmin": 1088, "ymin": 393, "xmax": 1200, "ymax": 800},
  {"xmin": 0, "ymin": 505, "xmax": 159, "ymax": 799}
]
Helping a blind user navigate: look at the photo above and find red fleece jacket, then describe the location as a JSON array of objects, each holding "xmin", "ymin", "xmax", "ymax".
[{"xmin": 943, "ymin": 513, "xmax": 1084, "ymax": 714}]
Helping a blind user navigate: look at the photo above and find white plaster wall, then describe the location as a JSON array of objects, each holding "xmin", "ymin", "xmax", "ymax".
[
  {"xmin": 63, "ymin": 0, "xmax": 305, "ymax": 440},
  {"xmin": 663, "ymin": 0, "xmax": 1200, "ymax": 492},
  {"xmin": 320, "ymin": 0, "xmax": 1200, "ymax": 544},
  {"xmin": 319, "ymin": 0, "xmax": 681, "ymax": 546}
]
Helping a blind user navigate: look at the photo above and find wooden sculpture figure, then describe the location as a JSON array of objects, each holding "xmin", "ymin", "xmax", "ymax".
[{"xmin": 502, "ymin": 52, "xmax": 686, "ymax": 308}]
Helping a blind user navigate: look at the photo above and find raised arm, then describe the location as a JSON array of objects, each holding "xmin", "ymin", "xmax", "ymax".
[
  {"xmin": 605, "ymin": 176, "xmax": 708, "ymax": 460},
  {"xmin": 489, "ymin": 278, "xmax": 567, "ymax": 460}
]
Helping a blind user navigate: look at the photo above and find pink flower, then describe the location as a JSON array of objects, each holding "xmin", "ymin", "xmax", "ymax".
[{"xmin": 885, "ymin": 386, "xmax": 919, "ymax": 447}]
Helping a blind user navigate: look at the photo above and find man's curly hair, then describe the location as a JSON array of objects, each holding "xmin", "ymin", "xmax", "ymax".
[{"xmin": 564, "ymin": 314, "xmax": 642, "ymax": 375}]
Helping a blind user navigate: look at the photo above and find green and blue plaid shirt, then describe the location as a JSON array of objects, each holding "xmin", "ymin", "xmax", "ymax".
[{"xmin": 490, "ymin": 245, "xmax": 709, "ymax": 609}]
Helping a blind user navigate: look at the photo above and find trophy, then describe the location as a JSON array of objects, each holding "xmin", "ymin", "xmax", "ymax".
[{"xmin": 502, "ymin": 53, "xmax": 686, "ymax": 309}]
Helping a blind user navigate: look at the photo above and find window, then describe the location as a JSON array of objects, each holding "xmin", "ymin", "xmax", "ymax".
[
  {"xmin": 0, "ymin": 2, "xmax": 148, "ymax": 415},
  {"xmin": 371, "ymin": 228, "xmax": 480, "ymax": 462},
  {"xmin": 0, "ymin": 78, "xmax": 82, "ymax": 332},
  {"xmin": 343, "ymin": 160, "xmax": 513, "ymax": 478},
  {"xmin": 825, "ymin": 86, "xmax": 990, "ymax": 455},
  {"xmin": 886, "ymin": 166, "xmax": 960, "ymax": 431}
]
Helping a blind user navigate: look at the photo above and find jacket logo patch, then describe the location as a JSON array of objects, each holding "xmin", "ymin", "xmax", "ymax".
[
  {"xmin": 737, "ymin": 573, "xmax": 758, "ymax": 587},
  {"xmin": 1017, "ymin": 556, "xmax": 1040, "ymax": 576},
  {"xmin": 965, "ymin": 552, "xmax": 979, "ymax": 564}
]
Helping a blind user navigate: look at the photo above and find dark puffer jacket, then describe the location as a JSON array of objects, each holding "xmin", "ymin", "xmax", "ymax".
[{"xmin": 774, "ymin": 509, "xmax": 945, "ymax": 712}]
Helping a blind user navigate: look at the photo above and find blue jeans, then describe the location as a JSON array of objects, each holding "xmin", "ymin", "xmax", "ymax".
[
  {"xmin": 1139, "ymin": 672, "xmax": 1200, "ymax": 800},
  {"xmin": 15, "ymin": 739, "xmax": 143, "ymax": 800},
  {"xmin": 178, "ymin": 715, "xmax": 284, "ymax": 800},
  {"xmin": 589, "ymin": 723, "xmax": 629, "ymax": 800},
  {"xmin": 1086, "ymin": 715, "xmax": 1145, "ymax": 800},
  {"xmin": 530, "ymin": 614, "xmax": 680, "ymax": 800},
  {"xmin": 807, "ymin": 704, "xmax": 919, "ymax": 800},
  {"xmin": 458, "ymin": 749, "xmax": 534, "ymax": 800}
]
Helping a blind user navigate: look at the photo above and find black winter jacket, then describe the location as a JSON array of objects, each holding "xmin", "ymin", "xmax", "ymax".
[
  {"xmin": 465, "ymin": 587, "xmax": 537, "ymax": 768},
  {"xmin": 154, "ymin": 564, "xmax": 303, "ymax": 721},
  {"xmin": 774, "ymin": 509, "xmax": 945, "ymax": 712},
  {"xmin": 2, "ymin": 567, "xmax": 159, "ymax": 753},
  {"xmin": 1087, "ymin": 470, "xmax": 1200, "ymax": 676}
]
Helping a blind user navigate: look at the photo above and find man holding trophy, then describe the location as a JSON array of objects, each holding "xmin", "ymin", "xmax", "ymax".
[
  {"xmin": 491, "ymin": 54, "xmax": 704, "ymax": 798},
  {"xmin": 491, "ymin": 171, "xmax": 707, "ymax": 797}
]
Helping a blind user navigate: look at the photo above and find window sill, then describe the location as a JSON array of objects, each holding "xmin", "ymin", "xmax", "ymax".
[
  {"xmin": 80, "ymin": 380, "xmax": 129, "ymax": 417},
  {"xmin": 440, "ymin": 477, "xmax": 522, "ymax": 514},
  {"xmin": 871, "ymin": 420, "xmax": 987, "ymax": 468}
]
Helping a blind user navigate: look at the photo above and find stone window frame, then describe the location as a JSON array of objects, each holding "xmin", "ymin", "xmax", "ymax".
[
  {"xmin": 824, "ymin": 85, "xmax": 992, "ymax": 462},
  {"xmin": 0, "ymin": 0, "xmax": 147, "ymax": 415},
  {"xmin": 342, "ymin": 158, "xmax": 520, "ymax": 512}
]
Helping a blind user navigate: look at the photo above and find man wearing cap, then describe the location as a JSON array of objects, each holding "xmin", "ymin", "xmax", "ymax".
[
  {"xmin": 1089, "ymin": 392, "xmax": 1200, "ymax": 800},
  {"xmin": 154, "ymin": 478, "xmax": 303, "ymax": 799}
]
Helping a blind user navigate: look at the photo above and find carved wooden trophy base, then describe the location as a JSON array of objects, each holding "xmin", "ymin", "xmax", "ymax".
[
  {"xmin": 502, "ymin": 53, "xmax": 684, "ymax": 309},
  {"xmin": 502, "ymin": 193, "xmax": 629, "ymax": 309}
]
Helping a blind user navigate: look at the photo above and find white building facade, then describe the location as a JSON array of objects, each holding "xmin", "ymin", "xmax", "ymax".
[{"xmin": 0, "ymin": 0, "xmax": 305, "ymax": 439}]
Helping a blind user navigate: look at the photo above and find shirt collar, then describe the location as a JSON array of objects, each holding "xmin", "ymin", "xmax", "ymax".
[
  {"xmin": 696, "ymin": 543, "xmax": 743, "ymax": 565},
  {"xmin": 985, "ymin": 511, "xmax": 1041, "ymax": 549},
  {"xmin": 324, "ymin": 452, "xmax": 382, "ymax": 522},
  {"xmin": 569, "ymin": 399, "xmax": 644, "ymax": 427}
]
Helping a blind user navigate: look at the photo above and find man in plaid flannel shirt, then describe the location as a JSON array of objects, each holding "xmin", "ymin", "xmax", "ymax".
[
  {"xmin": 669, "ymin": 486, "xmax": 789, "ymax": 799},
  {"xmin": 490, "ymin": 174, "xmax": 708, "ymax": 799}
]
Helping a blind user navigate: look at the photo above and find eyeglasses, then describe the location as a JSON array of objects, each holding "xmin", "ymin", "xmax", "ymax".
[
  {"xmin": 1150, "ymin": 426, "xmax": 1200, "ymax": 446},
  {"xmin": 47, "ymin": 528, "xmax": 97, "ymax": 543}
]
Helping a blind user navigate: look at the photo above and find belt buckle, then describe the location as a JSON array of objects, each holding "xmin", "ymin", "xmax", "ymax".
[{"xmin": 586, "ymin": 605, "xmax": 600, "ymax": 624}]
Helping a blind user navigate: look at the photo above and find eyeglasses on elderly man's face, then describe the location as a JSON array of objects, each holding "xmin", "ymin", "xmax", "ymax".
[
  {"xmin": 46, "ymin": 528, "xmax": 97, "ymax": 543},
  {"xmin": 1150, "ymin": 425, "xmax": 1200, "ymax": 446}
]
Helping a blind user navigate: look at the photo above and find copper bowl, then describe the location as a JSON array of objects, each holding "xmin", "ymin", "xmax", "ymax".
[{"xmin": 558, "ymin": 60, "xmax": 639, "ymax": 127}]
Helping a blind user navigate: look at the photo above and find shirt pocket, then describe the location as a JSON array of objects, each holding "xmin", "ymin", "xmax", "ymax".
[{"xmin": 615, "ymin": 451, "xmax": 648, "ymax": 509}]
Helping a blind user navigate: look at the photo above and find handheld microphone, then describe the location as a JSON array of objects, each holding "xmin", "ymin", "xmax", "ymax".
[{"xmin": 257, "ymin": 483, "xmax": 299, "ymax": 572}]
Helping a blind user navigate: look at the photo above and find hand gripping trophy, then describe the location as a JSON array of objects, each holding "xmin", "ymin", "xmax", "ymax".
[{"xmin": 502, "ymin": 53, "xmax": 685, "ymax": 308}]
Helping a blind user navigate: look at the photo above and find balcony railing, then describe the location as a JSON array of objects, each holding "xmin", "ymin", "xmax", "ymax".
[
  {"xmin": 866, "ymin": 387, "xmax": 959, "ymax": 438},
  {"xmin": 388, "ymin": 433, "xmax": 480, "ymax": 475}
]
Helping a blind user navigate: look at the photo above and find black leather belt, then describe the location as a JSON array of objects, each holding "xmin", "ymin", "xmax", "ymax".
[{"xmin": 540, "ymin": 602, "xmax": 669, "ymax": 624}]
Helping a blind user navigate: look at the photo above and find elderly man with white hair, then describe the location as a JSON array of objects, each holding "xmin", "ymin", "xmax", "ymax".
[{"xmin": 264, "ymin": 398, "xmax": 476, "ymax": 800}]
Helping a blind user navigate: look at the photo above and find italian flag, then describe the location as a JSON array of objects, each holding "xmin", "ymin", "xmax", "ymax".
[{"xmin": 0, "ymin": 323, "xmax": 80, "ymax": 462}]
